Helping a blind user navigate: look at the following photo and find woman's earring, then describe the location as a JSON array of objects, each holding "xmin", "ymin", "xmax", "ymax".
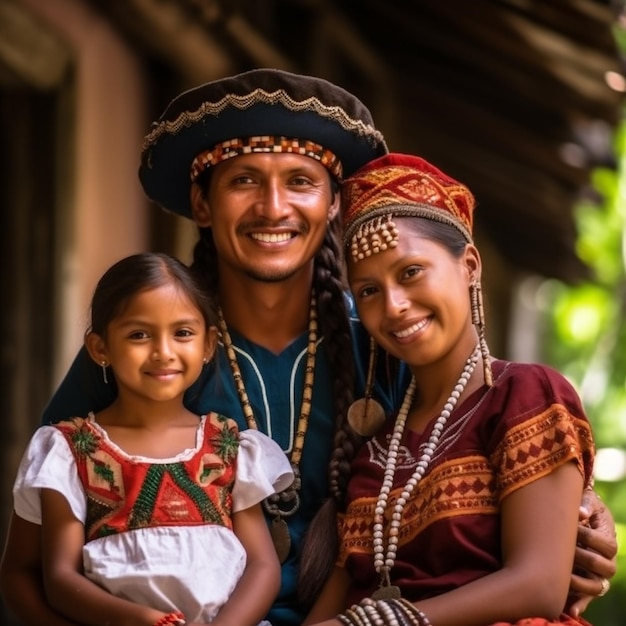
[
  {"xmin": 470, "ymin": 281, "xmax": 493, "ymax": 386},
  {"xmin": 101, "ymin": 361, "xmax": 109, "ymax": 384}
]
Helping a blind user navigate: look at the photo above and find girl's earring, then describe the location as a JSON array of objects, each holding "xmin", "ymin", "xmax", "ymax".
[
  {"xmin": 101, "ymin": 361, "xmax": 109, "ymax": 384},
  {"xmin": 470, "ymin": 280, "xmax": 493, "ymax": 386}
]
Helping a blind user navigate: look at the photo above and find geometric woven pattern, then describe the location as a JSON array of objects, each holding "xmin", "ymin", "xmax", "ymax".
[
  {"xmin": 55, "ymin": 412, "xmax": 239, "ymax": 542},
  {"xmin": 336, "ymin": 360, "xmax": 595, "ymax": 590},
  {"xmin": 342, "ymin": 153, "xmax": 476, "ymax": 248},
  {"xmin": 338, "ymin": 404, "xmax": 591, "ymax": 561}
]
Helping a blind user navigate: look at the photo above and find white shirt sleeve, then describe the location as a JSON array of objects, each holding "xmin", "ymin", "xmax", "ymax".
[
  {"xmin": 231, "ymin": 430, "xmax": 294, "ymax": 512},
  {"xmin": 13, "ymin": 425, "xmax": 86, "ymax": 524}
]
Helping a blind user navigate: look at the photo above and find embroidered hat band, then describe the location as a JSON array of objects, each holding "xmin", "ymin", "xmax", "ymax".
[
  {"xmin": 190, "ymin": 136, "xmax": 343, "ymax": 182},
  {"xmin": 342, "ymin": 153, "xmax": 476, "ymax": 262}
]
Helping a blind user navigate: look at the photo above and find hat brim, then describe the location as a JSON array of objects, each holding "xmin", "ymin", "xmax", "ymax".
[{"xmin": 139, "ymin": 70, "xmax": 388, "ymax": 219}]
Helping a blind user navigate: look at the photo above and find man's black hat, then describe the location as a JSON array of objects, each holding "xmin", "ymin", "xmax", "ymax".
[{"xmin": 139, "ymin": 68, "xmax": 388, "ymax": 219}]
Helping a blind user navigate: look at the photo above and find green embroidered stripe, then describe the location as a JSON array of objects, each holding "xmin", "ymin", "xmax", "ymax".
[
  {"xmin": 128, "ymin": 464, "xmax": 165, "ymax": 527},
  {"xmin": 127, "ymin": 463, "xmax": 226, "ymax": 527},
  {"xmin": 93, "ymin": 461, "xmax": 115, "ymax": 489},
  {"xmin": 166, "ymin": 463, "xmax": 224, "ymax": 523}
]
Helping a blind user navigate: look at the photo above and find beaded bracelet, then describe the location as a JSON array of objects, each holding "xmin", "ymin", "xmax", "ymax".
[
  {"xmin": 395, "ymin": 599, "xmax": 431, "ymax": 626},
  {"xmin": 153, "ymin": 611, "xmax": 186, "ymax": 626},
  {"xmin": 336, "ymin": 598, "xmax": 432, "ymax": 626}
]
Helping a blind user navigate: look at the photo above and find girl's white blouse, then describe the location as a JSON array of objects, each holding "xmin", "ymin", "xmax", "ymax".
[{"xmin": 13, "ymin": 417, "xmax": 293, "ymax": 624}]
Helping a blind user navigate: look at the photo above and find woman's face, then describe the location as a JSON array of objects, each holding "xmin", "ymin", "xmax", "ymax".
[{"xmin": 348, "ymin": 218, "xmax": 480, "ymax": 368}]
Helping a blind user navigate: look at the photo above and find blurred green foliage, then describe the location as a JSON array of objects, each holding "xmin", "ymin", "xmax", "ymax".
[{"xmin": 540, "ymin": 123, "xmax": 626, "ymax": 623}]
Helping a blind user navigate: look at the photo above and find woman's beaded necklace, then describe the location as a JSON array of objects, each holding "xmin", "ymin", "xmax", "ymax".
[
  {"xmin": 218, "ymin": 292, "xmax": 318, "ymax": 563},
  {"xmin": 372, "ymin": 346, "xmax": 480, "ymax": 599}
]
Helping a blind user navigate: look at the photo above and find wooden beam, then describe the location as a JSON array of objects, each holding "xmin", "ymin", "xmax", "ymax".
[{"xmin": 0, "ymin": 0, "xmax": 72, "ymax": 89}]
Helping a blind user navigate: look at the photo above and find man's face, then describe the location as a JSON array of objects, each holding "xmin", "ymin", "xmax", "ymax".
[{"xmin": 194, "ymin": 153, "xmax": 339, "ymax": 283}]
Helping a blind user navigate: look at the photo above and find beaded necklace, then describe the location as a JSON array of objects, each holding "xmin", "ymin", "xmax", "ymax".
[
  {"xmin": 372, "ymin": 346, "xmax": 480, "ymax": 599},
  {"xmin": 218, "ymin": 292, "xmax": 318, "ymax": 563}
]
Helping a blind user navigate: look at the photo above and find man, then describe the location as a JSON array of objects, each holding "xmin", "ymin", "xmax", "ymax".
[{"xmin": 0, "ymin": 69, "xmax": 616, "ymax": 626}]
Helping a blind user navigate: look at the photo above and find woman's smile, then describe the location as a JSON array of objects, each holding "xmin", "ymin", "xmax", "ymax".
[{"xmin": 390, "ymin": 316, "xmax": 432, "ymax": 340}]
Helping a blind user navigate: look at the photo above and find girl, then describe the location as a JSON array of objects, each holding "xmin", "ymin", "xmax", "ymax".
[
  {"xmin": 303, "ymin": 154, "xmax": 596, "ymax": 626},
  {"xmin": 10, "ymin": 252, "xmax": 292, "ymax": 626}
]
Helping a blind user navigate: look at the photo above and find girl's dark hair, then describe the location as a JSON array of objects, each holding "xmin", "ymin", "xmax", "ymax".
[
  {"xmin": 191, "ymin": 172, "xmax": 358, "ymax": 606},
  {"xmin": 89, "ymin": 252, "xmax": 217, "ymax": 338}
]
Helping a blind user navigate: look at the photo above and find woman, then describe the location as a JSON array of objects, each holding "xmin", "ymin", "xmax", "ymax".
[{"xmin": 304, "ymin": 153, "xmax": 598, "ymax": 626}]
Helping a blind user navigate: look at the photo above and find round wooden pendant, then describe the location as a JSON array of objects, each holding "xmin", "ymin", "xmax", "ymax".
[{"xmin": 347, "ymin": 397, "xmax": 386, "ymax": 437}]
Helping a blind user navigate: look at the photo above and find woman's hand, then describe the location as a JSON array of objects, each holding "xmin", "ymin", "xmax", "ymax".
[{"xmin": 567, "ymin": 488, "xmax": 618, "ymax": 617}]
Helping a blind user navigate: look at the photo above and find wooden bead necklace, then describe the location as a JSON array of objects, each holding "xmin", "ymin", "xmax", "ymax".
[
  {"xmin": 218, "ymin": 292, "xmax": 318, "ymax": 563},
  {"xmin": 372, "ymin": 345, "xmax": 480, "ymax": 599}
]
